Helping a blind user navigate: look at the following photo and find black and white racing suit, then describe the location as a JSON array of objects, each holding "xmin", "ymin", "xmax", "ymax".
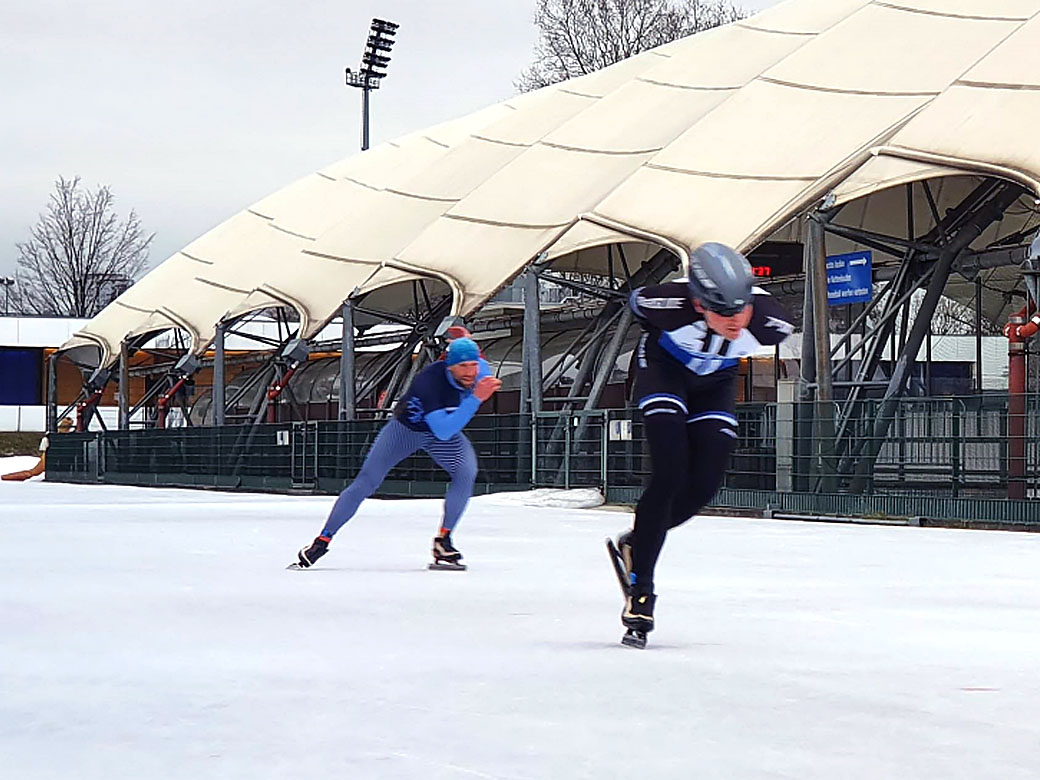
[{"xmin": 628, "ymin": 282, "xmax": 795, "ymax": 588}]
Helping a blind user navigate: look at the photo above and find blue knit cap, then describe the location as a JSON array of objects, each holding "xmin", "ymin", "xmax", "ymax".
[{"xmin": 446, "ymin": 337, "xmax": 480, "ymax": 365}]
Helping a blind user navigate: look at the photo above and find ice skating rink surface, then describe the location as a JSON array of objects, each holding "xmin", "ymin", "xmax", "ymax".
[{"xmin": 3, "ymin": 476, "xmax": 1039, "ymax": 779}]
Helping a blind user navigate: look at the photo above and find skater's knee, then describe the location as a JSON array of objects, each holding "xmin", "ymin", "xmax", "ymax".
[
  {"xmin": 667, "ymin": 477, "xmax": 725, "ymax": 527},
  {"xmin": 689, "ymin": 417, "xmax": 738, "ymax": 458},
  {"xmin": 453, "ymin": 459, "xmax": 478, "ymax": 485},
  {"xmin": 642, "ymin": 476, "xmax": 683, "ymax": 508},
  {"xmin": 667, "ymin": 506, "xmax": 699, "ymax": 529}
]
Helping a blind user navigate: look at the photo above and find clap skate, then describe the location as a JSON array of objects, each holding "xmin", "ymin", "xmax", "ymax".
[
  {"xmin": 428, "ymin": 532, "xmax": 467, "ymax": 571},
  {"xmin": 606, "ymin": 536, "xmax": 653, "ymax": 649},
  {"xmin": 287, "ymin": 536, "xmax": 329, "ymax": 570}
]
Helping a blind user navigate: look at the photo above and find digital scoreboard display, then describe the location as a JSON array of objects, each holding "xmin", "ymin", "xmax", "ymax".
[{"xmin": 746, "ymin": 241, "xmax": 804, "ymax": 279}]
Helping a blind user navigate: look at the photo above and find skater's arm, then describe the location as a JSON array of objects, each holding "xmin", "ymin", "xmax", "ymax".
[
  {"xmin": 424, "ymin": 374, "xmax": 500, "ymax": 440},
  {"xmin": 629, "ymin": 283, "xmax": 695, "ymax": 329},
  {"xmin": 424, "ymin": 395, "xmax": 482, "ymax": 441},
  {"xmin": 747, "ymin": 291, "xmax": 795, "ymax": 346}
]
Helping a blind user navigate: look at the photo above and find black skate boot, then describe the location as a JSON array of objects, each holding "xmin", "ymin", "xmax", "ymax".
[
  {"xmin": 287, "ymin": 535, "xmax": 330, "ymax": 570},
  {"xmin": 621, "ymin": 584, "xmax": 656, "ymax": 649},
  {"xmin": 429, "ymin": 532, "xmax": 466, "ymax": 571}
]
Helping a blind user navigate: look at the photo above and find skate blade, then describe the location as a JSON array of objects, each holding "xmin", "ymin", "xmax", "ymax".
[
  {"xmin": 428, "ymin": 562, "xmax": 467, "ymax": 571},
  {"xmin": 605, "ymin": 537, "xmax": 631, "ymax": 598},
  {"xmin": 286, "ymin": 562, "xmax": 307, "ymax": 570},
  {"xmin": 621, "ymin": 629, "xmax": 647, "ymax": 649}
]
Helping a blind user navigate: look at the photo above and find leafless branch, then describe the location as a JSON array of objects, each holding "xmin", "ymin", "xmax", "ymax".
[
  {"xmin": 518, "ymin": 0, "xmax": 746, "ymax": 92},
  {"xmin": 14, "ymin": 177, "xmax": 153, "ymax": 317}
]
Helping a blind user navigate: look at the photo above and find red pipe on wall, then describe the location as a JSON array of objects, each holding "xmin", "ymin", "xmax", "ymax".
[
  {"xmin": 1003, "ymin": 303, "xmax": 1039, "ymax": 500},
  {"xmin": 75, "ymin": 390, "xmax": 103, "ymax": 433},
  {"xmin": 265, "ymin": 366, "xmax": 299, "ymax": 425},
  {"xmin": 157, "ymin": 377, "xmax": 190, "ymax": 430}
]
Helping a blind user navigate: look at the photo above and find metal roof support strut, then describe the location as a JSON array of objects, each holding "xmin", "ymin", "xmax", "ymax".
[{"xmin": 849, "ymin": 181, "xmax": 1026, "ymax": 493}]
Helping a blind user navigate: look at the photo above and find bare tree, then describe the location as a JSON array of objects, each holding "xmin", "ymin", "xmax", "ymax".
[
  {"xmin": 518, "ymin": 0, "xmax": 746, "ymax": 92},
  {"xmin": 866, "ymin": 285, "xmax": 1002, "ymax": 338},
  {"xmin": 929, "ymin": 294, "xmax": 1002, "ymax": 335},
  {"xmin": 15, "ymin": 177, "xmax": 152, "ymax": 317}
]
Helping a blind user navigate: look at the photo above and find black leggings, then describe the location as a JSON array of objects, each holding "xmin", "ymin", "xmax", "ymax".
[{"xmin": 631, "ymin": 412, "xmax": 736, "ymax": 588}]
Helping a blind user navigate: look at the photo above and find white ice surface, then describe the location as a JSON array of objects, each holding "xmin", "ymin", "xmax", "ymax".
[{"xmin": 2, "ymin": 479, "xmax": 1040, "ymax": 779}]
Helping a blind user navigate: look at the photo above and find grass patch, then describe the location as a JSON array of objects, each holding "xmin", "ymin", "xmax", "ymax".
[{"xmin": 0, "ymin": 432, "xmax": 45, "ymax": 456}]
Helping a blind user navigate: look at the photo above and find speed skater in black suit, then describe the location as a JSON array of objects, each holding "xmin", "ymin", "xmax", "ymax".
[{"xmin": 610, "ymin": 242, "xmax": 795, "ymax": 647}]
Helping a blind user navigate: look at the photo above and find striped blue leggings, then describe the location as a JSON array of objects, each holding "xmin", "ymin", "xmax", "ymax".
[{"xmin": 321, "ymin": 418, "xmax": 478, "ymax": 539}]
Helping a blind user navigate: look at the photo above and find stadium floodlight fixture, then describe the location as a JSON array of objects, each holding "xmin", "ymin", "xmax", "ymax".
[
  {"xmin": 345, "ymin": 17, "xmax": 400, "ymax": 151},
  {"xmin": 279, "ymin": 338, "xmax": 311, "ymax": 368},
  {"xmin": 173, "ymin": 354, "xmax": 200, "ymax": 378},
  {"xmin": 86, "ymin": 367, "xmax": 112, "ymax": 393}
]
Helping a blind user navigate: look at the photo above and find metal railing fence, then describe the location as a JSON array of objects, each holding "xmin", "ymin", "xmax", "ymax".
[{"xmin": 44, "ymin": 394, "xmax": 1040, "ymax": 525}]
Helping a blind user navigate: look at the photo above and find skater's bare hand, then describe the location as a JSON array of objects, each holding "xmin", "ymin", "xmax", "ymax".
[{"xmin": 473, "ymin": 376, "xmax": 502, "ymax": 401}]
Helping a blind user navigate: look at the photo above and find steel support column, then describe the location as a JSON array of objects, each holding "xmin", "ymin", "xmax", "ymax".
[
  {"xmin": 118, "ymin": 341, "xmax": 130, "ymax": 430},
  {"xmin": 213, "ymin": 322, "xmax": 227, "ymax": 426},
  {"xmin": 522, "ymin": 266, "xmax": 543, "ymax": 414},
  {"xmin": 519, "ymin": 342, "xmax": 530, "ymax": 418},
  {"xmin": 339, "ymin": 300, "xmax": 356, "ymax": 420},
  {"xmin": 925, "ymin": 327, "xmax": 932, "ymax": 395},
  {"xmin": 808, "ymin": 214, "xmax": 835, "ymax": 399},
  {"xmin": 46, "ymin": 353, "xmax": 57, "ymax": 433},
  {"xmin": 975, "ymin": 277, "xmax": 983, "ymax": 393},
  {"xmin": 796, "ymin": 222, "xmax": 818, "ymax": 491},
  {"xmin": 808, "ymin": 213, "xmax": 837, "ymax": 491},
  {"xmin": 798, "ymin": 234, "xmax": 817, "ymax": 400}
]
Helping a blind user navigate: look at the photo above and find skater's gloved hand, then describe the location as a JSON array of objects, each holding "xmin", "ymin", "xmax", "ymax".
[{"xmin": 473, "ymin": 376, "xmax": 502, "ymax": 401}]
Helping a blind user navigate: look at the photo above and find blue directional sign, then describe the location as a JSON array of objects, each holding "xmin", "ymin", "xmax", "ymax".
[{"xmin": 826, "ymin": 250, "xmax": 872, "ymax": 306}]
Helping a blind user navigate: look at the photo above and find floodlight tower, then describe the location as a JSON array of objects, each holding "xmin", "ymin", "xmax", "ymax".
[{"xmin": 345, "ymin": 17, "xmax": 399, "ymax": 151}]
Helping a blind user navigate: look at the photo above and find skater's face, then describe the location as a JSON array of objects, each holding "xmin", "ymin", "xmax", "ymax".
[
  {"xmin": 449, "ymin": 360, "xmax": 480, "ymax": 388},
  {"xmin": 693, "ymin": 300, "xmax": 752, "ymax": 340}
]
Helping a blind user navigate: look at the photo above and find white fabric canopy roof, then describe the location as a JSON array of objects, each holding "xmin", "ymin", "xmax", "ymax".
[{"xmin": 64, "ymin": 0, "xmax": 1040, "ymax": 367}]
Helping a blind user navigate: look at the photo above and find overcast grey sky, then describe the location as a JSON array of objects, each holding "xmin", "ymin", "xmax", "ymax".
[{"xmin": 0, "ymin": 0, "xmax": 780, "ymax": 278}]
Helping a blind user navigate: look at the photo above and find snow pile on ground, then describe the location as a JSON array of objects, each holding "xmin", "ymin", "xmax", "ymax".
[
  {"xmin": 477, "ymin": 486, "xmax": 606, "ymax": 509},
  {"xmin": 3, "ymin": 479, "xmax": 1040, "ymax": 779},
  {"xmin": 0, "ymin": 455, "xmax": 43, "ymax": 478}
]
